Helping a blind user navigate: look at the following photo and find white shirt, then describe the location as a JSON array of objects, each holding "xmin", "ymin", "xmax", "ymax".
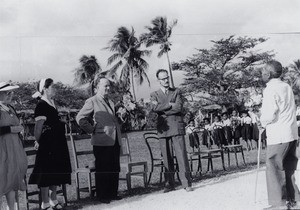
[
  {"xmin": 241, "ymin": 116, "xmax": 252, "ymax": 124},
  {"xmin": 260, "ymin": 78, "xmax": 298, "ymax": 145},
  {"xmin": 248, "ymin": 111, "xmax": 259, "ymax": 124},
  {"xmin": 222, "ymin": 118, "xmax": 231, "ymax": 126}
]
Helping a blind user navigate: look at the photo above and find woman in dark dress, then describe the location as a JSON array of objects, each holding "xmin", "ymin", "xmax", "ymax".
[{"xmin": 29, "ymin": 78, "xmax": 71, "ymax": 210}]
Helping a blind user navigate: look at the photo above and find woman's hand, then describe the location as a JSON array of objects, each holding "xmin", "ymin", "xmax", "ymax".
[
  {"xmin": 10, "ymin": 125, "xmax": 24, "ymax": 134},
  {"xmin": 34, "ymin": 141, "xmax": 39, "ymax": 150}
]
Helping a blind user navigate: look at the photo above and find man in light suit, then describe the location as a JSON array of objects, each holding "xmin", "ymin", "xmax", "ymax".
[
  {"xmin": 76, "ymin": 77, "xmax": 122, "ymax": 203},
  {"xmin": 150, "ymin": 69, "xmax": 192, "ymax": 193}
]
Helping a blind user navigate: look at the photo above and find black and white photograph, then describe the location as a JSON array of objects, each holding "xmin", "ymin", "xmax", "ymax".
[{"xmin": 1, "ymin": 0, "xmax": 300, "ymax": 209}]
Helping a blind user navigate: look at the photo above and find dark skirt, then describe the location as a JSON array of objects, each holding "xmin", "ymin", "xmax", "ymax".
[
  {"xmin": 233, "ymin": 125, "xmax": 241, "ymax": 139},
  {"xmin": 252, "ymin": 123, "xmax": 259, "ymax": 141},
  {"xmin": 188, "ymin": 132, "xmax": 200, "ymax": 148},
  {"xmin": 241, "ymin": 124, "xmax": 252, "ymax": 141},
  {"xmin": 212, "ymin": 128, "xmax": 227, "ymax": 146},
  {"xmin": 29, "ymin": 125, "xmax": 71, "ymax": 187},
  {"xmin": 223, "ymin": 126, "xmax": 233, "ymax": 144}
]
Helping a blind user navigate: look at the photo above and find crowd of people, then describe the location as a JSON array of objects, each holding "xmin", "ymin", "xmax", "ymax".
[
  {"xmin": 186, "ymin": 107, "xmax": 264, "ymax": 151},
  {"xmin": 0, "ymin": 60, "xmax": 300, "ymax": 210}
]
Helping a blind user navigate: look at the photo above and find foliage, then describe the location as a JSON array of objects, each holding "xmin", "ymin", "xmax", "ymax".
[
  {"xmin": 53, "ymin": 82, "xmax": 88, "ymax": 109},
  {"xmin": 173, "ymin": 36, "xmax": 274, "ymax": 109},
  {"xmin": 141, "ymin": 16, "xmax": 178, "ymax": 88},
  {"xmin": 282, "ymin": 59, "xmax": 300, "ymax": 94},
  {"xmin": 11, "ymin": 81, "xmax": 88, "ymax": 111},
  {"xmin": 105, "ymin": 26, "xmax": 151, "ymax": 101},
  {"xmin": 73, "ymin": 55, "xmax": 102, "ymax": 96}
]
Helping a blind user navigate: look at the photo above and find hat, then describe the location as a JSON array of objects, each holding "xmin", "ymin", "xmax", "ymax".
[{"xmin": 0, "ymin": 81, "xmax": 19, "ymax": 91}]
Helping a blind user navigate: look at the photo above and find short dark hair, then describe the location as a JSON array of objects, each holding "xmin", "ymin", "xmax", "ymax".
[
  {"xmin": 37, "ymin": 78, "xmax": 53, "ymax": 95},
  {"xmin": 266, "ymin": 60, "xmax": 283, "ymax": 79},
  {"xmin": 156, "ymin": 69, "xmax": 168, "ymax": 78}
]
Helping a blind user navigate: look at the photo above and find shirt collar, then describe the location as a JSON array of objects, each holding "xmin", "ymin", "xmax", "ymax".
[
  {"xmin": 266, "ymin": 78, "xmax": 281, "ymax": 87},
  {"xmin": 160, "ymin": 87, "xmax": 169, "ymax": 94},
  {"xmin": 41, "ymin": 95, "xmax": 56, "ymax": 109}
]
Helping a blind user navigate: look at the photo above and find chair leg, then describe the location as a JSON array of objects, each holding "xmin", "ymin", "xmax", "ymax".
[
  {"xmin": 126, "ymin": 173, "xmax": 131, "ymax": 194},
  {"xmin": 75, "ymin": 173, "xmax": 80, "ymax": 200},
  {"xmin": 144, "ymin": 164, "xmax": 148, "ymax": 188},
  {"xmin": 62, "ymin": 184, "xmax": 68, "ymax": 206},
  {"xmin": 227, "ymin": 149, "xmax": 230, "ymax": 167},
  {"xmin": 241, "ymin": 146, "xmax": 246, "ymax": 165},
  {"xmin": 221, "ymin": 151, "xmax": 225, "ymax": 170},
  {"xmin": 88, "ymin": 173, "xmax": 92, "ymax": 199},
  {"xmin": 197, "ymin": 154, "xmax": 202, "ymax": 172},
  {"xmin": 234, "ymin": 148, "xmax": 238, "ymax": 167},
  {"xmin": 148, "ymin": 160, "xmax": 154, "ymax": 185},
  {"xmin": 189, "ymin": 156, "xmax": 193, "ymax": 172},
  {"xmin": 160, "ymin": 163, "xmax": 164, "ymax": 184}
]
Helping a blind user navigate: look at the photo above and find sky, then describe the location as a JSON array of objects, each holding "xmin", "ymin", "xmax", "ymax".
[{"xmin": 1, "ymin": 0, "xmax": 300, "ymax": 99}]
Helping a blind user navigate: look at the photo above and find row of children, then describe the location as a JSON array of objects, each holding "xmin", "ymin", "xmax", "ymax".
[{"xmin": 186, "ymin": 108, "xmax": 266, "ymax": 150}]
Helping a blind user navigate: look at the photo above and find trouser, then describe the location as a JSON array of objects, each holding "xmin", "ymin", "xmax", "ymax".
[
  {"xmin": 159, "ymin": 135, "xmax": 191, "ymax": 188},
  {"xmin": 266, "ymin": 140, "xmax": 298, "ymax": 205},
  {"xmin": 93, "ymin": 142, "xmax": 120, "ymax": 199}
]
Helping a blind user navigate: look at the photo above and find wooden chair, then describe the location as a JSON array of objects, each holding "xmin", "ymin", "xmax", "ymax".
[
  {"xmin": 143, "ymin": 132, "xmax": 180, "ymax": 185},
  {"xmin": 24, "ymin": 141, "xmax": 68, "ymax": 210},
  {"xmin": 201, "ymin": 147, "xmax": 226, "ymax": 172},
  {"xmin": 68, "ymin": 129, "xmax": 95, "ymax": 200},
  {"xmin": 119, "ymin": 133, "xmax": 148, "ymax": 193},
  {"xmin": 186, "ymin": 129, "xmax": 203, "ymax": 175},
  {"xmin": 222, "ymin": 144, "xmax": 246, "ymax": 167}
]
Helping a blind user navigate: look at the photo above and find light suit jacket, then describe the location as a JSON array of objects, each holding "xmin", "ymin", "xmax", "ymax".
[
  {"xmin": 150, "ymin": 87, "xmax": 185, "ymax": 138},
  {"xmin": 76, "ymin": 95, "xmax": 122, "ymax": 146}
]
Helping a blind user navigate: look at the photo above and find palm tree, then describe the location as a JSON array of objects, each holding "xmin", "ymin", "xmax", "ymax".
[
  {"xmin": 73, "ymin": 55, "xmax": 101, "ymax": 96},
  {"xmin": 141, "ymin": 16, "xmax": 178, "ymax": 88},
  {"xmin": 106, "ymin": 26, "xmax": 151, "ymax": 101},
  {"xmin": 283, "ymin": 59, "xmax": 300, "ymax": 92}
]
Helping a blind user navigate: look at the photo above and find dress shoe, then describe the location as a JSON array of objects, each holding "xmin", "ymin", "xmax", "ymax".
[
  {"xmin": 99, "ymin": 199, "xmax": 111, "ymax": 204},
  {"xmin": 184, "ymin": 186, "xmax": 193, "ymax": 192},
  {"xmin": 263, "ymin": 205, "xmax": 287, "ymax": 210},
  {"xmin": 286, "ymin": 200, "xmax": 300, "ymax": 210},
  {"xmin": 111, "ymin": 196, "xmax": 123, "ymax": 201},
  {"xmin": 163, "ymin": 186, "xmax": 175, "ymax": 193}
]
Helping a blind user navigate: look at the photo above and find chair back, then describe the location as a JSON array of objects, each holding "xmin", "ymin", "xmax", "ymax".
[
  {"xmin": 143, "ymin": 132, "xmax": 161, "ymax": 161},
  {"xmin": 67, "ymin": 118, "xmax": 93, "ymax": 170},
  {"xmin": 120, "ymin": 133, "xmax": 132, "ymax": 162}
]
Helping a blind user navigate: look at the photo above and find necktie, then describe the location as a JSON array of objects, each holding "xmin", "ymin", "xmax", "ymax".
[{"xmin": 165, "ymin": 89, "xmax": 169, "ymax": 95}]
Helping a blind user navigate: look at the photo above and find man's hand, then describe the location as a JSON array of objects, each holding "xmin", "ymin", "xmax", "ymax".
[
  {"xmin": 10, "ymin": 125, "xmax": 24, "ymax": 134},
  {"xmin": 169, "ymin": 102, "xmax": 176, "ymax": 107},
  {"xmin": 151, "ymin": 100, "xmax": 158, "ymax": 105}
]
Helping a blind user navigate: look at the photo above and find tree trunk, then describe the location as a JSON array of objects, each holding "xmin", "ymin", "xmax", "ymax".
[
  {"xmin": 130, "ymin": 67, "xmax": 137, "ymax": 101},
  {"xmin": 166, "ymin": 51, "xmax": 175, "ymax": 88}
]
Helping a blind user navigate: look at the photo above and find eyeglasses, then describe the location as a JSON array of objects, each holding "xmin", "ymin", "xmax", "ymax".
[{"xmin": 158, "ymin": 76, "xmax": 169, "ymax": 81}]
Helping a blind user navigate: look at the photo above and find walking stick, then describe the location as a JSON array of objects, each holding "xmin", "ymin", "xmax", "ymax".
[{"xmin": 254, "ymin": 128, "xmax": 265, "ymax": 203}]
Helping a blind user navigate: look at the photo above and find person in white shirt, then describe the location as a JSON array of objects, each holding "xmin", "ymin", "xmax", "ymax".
[
  {"xmin": 221, "ymin": 112, "xmax": 233, "ymax": 145},
  {"xmin": 231, "ymin": 110, "xmax": 242, "ymax": 144},
  {"xmin": 240, "ymin": 111, "xmax": 253, "ymax": 151},
  {"xmin": 248, "ymin": 106, "xmax": 260, "ymax": 149},
  {"xmin": 211, "ymin": 115, "xmax": 227, "ymax": 147},
  {"xmin": 260, "ymin": 60, "xmax": 299, "ymax": 210}
]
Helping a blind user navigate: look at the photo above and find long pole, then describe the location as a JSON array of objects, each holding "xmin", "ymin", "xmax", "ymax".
[{"xmin": 254, "ymin": 129, "xmax": 264, "ymax": 203}]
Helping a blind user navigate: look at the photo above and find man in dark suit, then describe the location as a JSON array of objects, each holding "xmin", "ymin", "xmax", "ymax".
[
  {"xmin": 76, "ymin": 77, "xmax": 122, "ymax": 203},
  {"xmin": 150, "ymin": 69, "xmax": 192, "ymax": 193}
]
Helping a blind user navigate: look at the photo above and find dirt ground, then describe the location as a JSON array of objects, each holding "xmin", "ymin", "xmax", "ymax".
[{"xmin": 82, "ymin": 168, "xmax": 269, "ymax": 210}]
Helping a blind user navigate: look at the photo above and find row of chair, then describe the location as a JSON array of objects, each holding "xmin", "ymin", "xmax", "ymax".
[
  {"xmin": 143, "ymin": 131, "xmax": 246, "ymax": 184},
  {"xmin": 23, "ymin": 124, "xmax": 246, "ymax": 209},
  {"xmin": 24, "ymin": 122, "xmax": 148, "ymax": 209}
]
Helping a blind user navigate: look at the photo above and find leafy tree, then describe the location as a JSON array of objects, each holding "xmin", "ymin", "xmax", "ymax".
[
  {"xmin": 53, "ymin": 82, "xmax": 88, "ymax": 109},
  {"xmin": 141, "ymin": 16, "xmax": 178, "ymax": 88},
  {"xmin": 173, "ymin": 36, "xmax": 274, "ymax": 108},
  {"xmin": 73, "ymin": 55, "xmax": 102, "ymax": 96},
  {"xmin": 105, "ymin": 26, "xmax": 151, "ymax": 101}
]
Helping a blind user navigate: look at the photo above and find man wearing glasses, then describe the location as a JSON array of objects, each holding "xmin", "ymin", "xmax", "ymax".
[{"xmin": 150, "ymin": 69, "xmax": 192, "ymax": 193}]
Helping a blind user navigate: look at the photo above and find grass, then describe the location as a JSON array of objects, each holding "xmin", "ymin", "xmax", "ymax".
[{"xmin": 10, "ymin": 130, "xmax": 266, "ymax": 210}]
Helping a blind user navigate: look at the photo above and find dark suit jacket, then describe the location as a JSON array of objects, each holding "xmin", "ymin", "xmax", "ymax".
[
  {"xmin": 76, "ymin": 95, "xmax": 122, "ymax": 146},
  {"xmin": 150, "ymin": 87, "xmax": 185, "ymax": 138}
]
